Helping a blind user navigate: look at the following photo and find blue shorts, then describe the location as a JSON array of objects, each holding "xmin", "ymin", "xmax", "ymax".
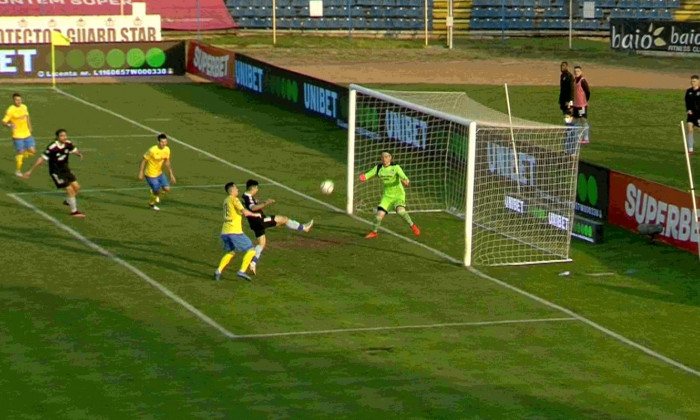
[
  {"xmin": 13, "ymin": 136, "xmax": 35, "ymax": 153},
  {"xmin": 220, "ymin": 233, "xmax": 253, "ymax": 253},
  {"xmin": 145, "ymin": 173, "xmax": 169, "ymax": 193}
]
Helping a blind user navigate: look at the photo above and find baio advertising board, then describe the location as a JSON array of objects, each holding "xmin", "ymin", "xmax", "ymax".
[
  {"xmin": 610, "ymin": 18, "xmax": 700, "ymax": 54},
  {"xmin": 187, "ymin": 41, "xmax": 235, "ymax": 88},
  {"xmin": 0, "ymin": 41, "xmax": 185, "ymax": 79},
  {"xmin": 0, "ymin": 15, "xmax": 161, "ymax": 44},
  {"xmin": 608, "ymin": 170, "xmax": 699, "ymax": 254}
]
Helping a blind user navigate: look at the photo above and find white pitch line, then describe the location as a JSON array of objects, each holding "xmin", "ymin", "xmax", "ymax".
[
  {"xmin": 468, "ymin": 267, "xmax": 700, "ymax": 378},
  {"xmin": 233, "ymin": 317, "xmax": 577, "ymax": 339},
  {"xmin": 7, "ymin": 192, "xmax": 238, "ymax": 340},
  {"xmin": 12, "ymin": 183, "xmax": 224, "ymax": 196},
  {"xmin": 55, "ymin": 88, "xmax": 700, "ymax": 378}
]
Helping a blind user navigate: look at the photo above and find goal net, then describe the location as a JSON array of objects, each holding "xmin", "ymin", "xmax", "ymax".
[{"xmin": 347, "ymin": 85, "xmax": 584, "ymax": 266}]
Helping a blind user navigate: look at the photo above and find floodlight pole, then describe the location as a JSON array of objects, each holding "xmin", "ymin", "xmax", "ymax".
[
  {"xmin": 447, "ymin": 0, "xmax": 453, "ymax": 49},
  {"xmin": 273, "ymin": 0, "xmax": 277, "ymax": 45},
  {"xmin": 501, "ymin": 0, "xmax": 506, "ymax": 44},
  {"xmin": 568, "ymin": 0, "xmax": 573, "ymax": 49},
  {"xmin": 424, "ymin": 0, "xmax": 428, "ymax": 46},
  {"xmin": 347, "ymin": 0, "xmax": 352, "ymax": 39}
]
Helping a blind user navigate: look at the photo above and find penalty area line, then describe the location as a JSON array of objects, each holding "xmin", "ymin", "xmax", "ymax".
[
  {"xmin": 7, "ymin": 193, "xmax": 239, "ymax": 340},
  {"xmin": 233, "ymin": 317, "xmax": 577, "ymax": 340},
  {"xmin": 55, "ymin": 88, "xmax": 700, "ymax": 379}
]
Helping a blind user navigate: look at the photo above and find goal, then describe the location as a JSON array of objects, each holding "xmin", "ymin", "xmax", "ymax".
[{"xmin": 346, "ymin": 84, "xmax": 584, "ymax": 266}]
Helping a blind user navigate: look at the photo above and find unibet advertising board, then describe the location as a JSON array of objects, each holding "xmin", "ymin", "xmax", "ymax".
[
  {"xmin": 0, "ymin": 41, "xmax": 184, "ymax": 79},
  {"xmin": 234, "ymin": 53, "xmax": 349, "ymax": 128}
]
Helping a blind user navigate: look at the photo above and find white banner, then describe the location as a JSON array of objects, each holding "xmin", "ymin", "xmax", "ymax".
[{"xmin": 0, "ymin": 15, "xmax": 161, "ymax": 44}]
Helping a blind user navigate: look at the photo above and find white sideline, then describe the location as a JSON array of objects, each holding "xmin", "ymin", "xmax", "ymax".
[
  {"xmin": 233, "ymin": 317, "xmax": 577, "ymax": 339},
  {"xmin": 7, "ymin": 193, "xmax": 238, "ymax": 340},
  {"xmin": 55, "ymin": 88, "xmax": 700, "ymax": 378}
]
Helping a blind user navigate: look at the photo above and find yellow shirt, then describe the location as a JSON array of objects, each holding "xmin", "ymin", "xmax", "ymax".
[
  {"xmin": 3, "ymin": 104, "xmax": 31, "ymax": 139},
  {"xmin": 221, "ymin": 196, "xmax": 245, "ymax": 234},
  {"xmin": 143, "ymin": 145, "xmax": 170, "ymax": 178}
]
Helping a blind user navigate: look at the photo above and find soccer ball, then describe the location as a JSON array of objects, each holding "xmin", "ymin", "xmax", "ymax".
[{"xmin": 320, "ymin": 180, "xmax": 334, "ymax": 195}]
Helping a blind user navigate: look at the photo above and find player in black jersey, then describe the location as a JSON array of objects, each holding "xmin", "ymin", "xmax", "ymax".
[
  {"xmin": 23, "ymin": 129, "xmax": 86, "ymax": 217},
  {"xmin": 685, "ymin": 75, "xmax": 700, "ymax": 155},
  {"xmin": 242, "ymin": 179, "xmax": 313, "ymax": 274}
]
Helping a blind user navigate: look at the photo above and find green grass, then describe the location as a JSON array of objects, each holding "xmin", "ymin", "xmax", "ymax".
[
  {"xmin": 1, "ymin": 83, "xmax": 700, "ymax": 418},
  {"xmin": 207, "ymin": 34, "xmax": 700, "ymax": 72}
]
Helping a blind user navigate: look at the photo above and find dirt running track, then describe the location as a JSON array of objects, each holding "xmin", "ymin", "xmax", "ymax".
[{"xmin": 237, "ymin": 51, "xmax": 691, "ymax": 90}]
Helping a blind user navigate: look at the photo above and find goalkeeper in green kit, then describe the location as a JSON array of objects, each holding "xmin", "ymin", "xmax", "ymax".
[{"xmin": 359, "ymin": 151, "xmax": 421, "ymax": 239}]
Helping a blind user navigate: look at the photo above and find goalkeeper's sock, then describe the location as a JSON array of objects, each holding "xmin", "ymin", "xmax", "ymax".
[
  {"xmin": 217, "ymin": 252, "xmax": 235, "ymax": 272},
  {"xmin": 372, "ymin": 215, "xmax": 382, "ymax": 232},
  {"xmin": 15, "ymin": 154, "xmax": 23, "ymax": 173},
  {"xmin": 583, "ymin": 123, "xmax": 590, "ymax": 141},
  {"xmin": 252, "ymin": 245, "xmax": 263, "ymax": 264},
  {"xmin": 240, "ymin": 249, "xmax": 256, "ymax": 272},
  {"xmin": 397, "ymin": 209, "xmax": 414, "ymax": 227},
  {"xmin": 66, "ymin": 197, "xmax": 77, "ymax": 213},
  {"xmin": 285, "ymin": 219, "xmax": 303, "ymax": 231}
]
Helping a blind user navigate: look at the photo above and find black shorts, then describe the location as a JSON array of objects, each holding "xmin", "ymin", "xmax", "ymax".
[
  {"xmin": 50, "ymin": 169, "xmax": 76, "ymax": 189},
  {"xmin": 687, "ymin": 113, "xmax": 700, "ymax": 127},
  {"xmin": 560, "ymin": 102, "xmax": 572, "ymax": 115},
  {"xmin": 573, "ymin": 106, "xmax": 588, "ymax": 119},
  {"xmin": 247, "ymin": 215, "xmax": 278, "ymax": 238}
]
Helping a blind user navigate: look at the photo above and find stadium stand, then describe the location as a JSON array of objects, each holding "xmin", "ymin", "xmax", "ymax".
[
  {"xmin": 226, "ymin": 0, "xmax": 685, "ymax": 32},
  {"xmin": 226, "ymin": 0, "xmax": 432, "ymax": 30},
  {"xmin": 469, "ymin": 0, "xmax": 683, "ymax": 32}
]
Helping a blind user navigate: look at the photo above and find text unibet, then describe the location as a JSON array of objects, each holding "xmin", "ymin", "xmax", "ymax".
[{"xmin": 193, "ymin": 46, "xmax": 228, "ymax": 78}]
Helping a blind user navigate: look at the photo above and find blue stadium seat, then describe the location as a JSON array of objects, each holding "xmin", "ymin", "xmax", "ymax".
[
  {"xmin": 545, "ymin": 7, "xmax": 567, "ymax": 18},
  {"xmin": 540, "ymin": 19, "xmax": 557, "ymax": 30},
  {"xmin": 509, "ymin": 18, "xmax": 534, "ymax": 29},
  {"xmin": 487, "ymin": 7, "xmax": 502, "ymax": 17}
]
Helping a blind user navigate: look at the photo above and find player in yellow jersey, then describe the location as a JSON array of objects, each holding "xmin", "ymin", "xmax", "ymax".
[
  {"xmin": 215, "ymin": 182, "xmax": 262, "ymax": 282},
  {"xmin": 137, "ymin": 133, "xmax": 176, "ymax": 211},
  {"xmin": 3, "ymin": 93, "xmax": 35, "ymax": 177}
]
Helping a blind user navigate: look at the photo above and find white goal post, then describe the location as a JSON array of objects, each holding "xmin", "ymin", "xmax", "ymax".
[{"xmin": 346, "ymin": 84, "xmax": 584, "ymax": 267}]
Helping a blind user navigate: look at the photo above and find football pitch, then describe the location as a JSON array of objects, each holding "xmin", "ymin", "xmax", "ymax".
[{"xmin": 1, "ymin": 83, "xmax": 700, "ymax": 418}]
